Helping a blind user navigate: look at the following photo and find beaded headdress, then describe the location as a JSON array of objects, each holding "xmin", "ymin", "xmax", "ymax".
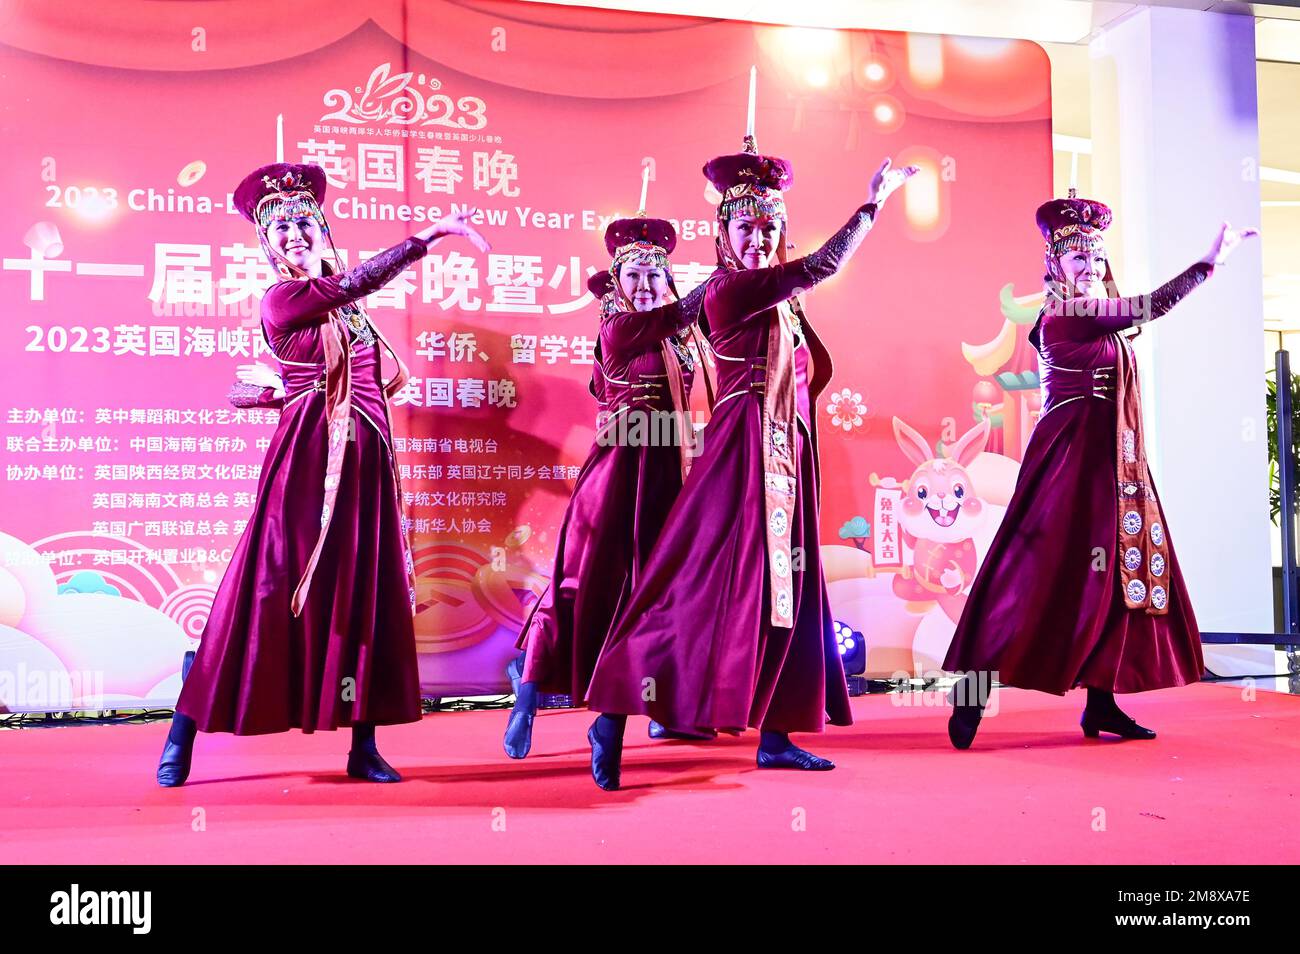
[
  {"xmin": 1036, "ymin": 188, "xmax": 1112, "ymax": 257},
  {"xmin": 603, "ymin": 216, "xmax": 678, "ymax": 312},
  {"xmin": 705, "ymin": 140, "xmax": 793, "ymax": 226},
  {"xmin": 234, "ymin": 163, "xmax": 335, "ymax": 279},
  {"xmin": 703, "ymin": 96, "xmax": 795, "ymax": 271},
  {"xmin": 606, "ymin": 216, "xmax": 675, "ymax": 272}
]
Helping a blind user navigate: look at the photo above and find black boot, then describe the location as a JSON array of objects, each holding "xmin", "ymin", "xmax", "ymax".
[
  {"xmin": 1081, "ymin": 688, "xmax": 1156, "ymax": 740},
  {"xmin": 648, "ymin": 721, "xmax": 717, "ymax": 741},
  {"xmin": 503, "ymin": 669, "xmax": 538, "ymax": 760},
  {"xmin": 756, "ymin": 730, "xmax": 835, "ymax": 771},
  {"xmin": 587, "ymin": 714, "xmax": 626, "ymax": 791},
  {"xmin": 156, "ymin": 712, "xmax": 197, "ymax": 787},
  {"xmin": 347, "ymin": 722, "xmax": 402, "ymax": 782},
  {"xmin": 947, "ymin": 671, "xmax": 988, "ymax": 750}
]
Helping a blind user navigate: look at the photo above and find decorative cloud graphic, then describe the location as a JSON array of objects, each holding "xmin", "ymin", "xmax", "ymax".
[
  {"xmin": 57, "ymin": 570, "xmax": 122, "ymax": 597},
  {"xmin": 839, "ymin": 516, "xmax": 871, "ymax": 540},
  {"xmin": 0, "ymin": 531, "xmax": 191, "ymax": 706}
]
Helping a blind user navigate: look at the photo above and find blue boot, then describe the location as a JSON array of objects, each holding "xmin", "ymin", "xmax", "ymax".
[
  {"xmin": 503, "ymin": 655, "xmax": 538, "ymax": 759},
  {"xmin": 156, "ymin": 712, "xmax": 197, "ymax": 787},
  {"xmin": 648, "ymin": 721, "xmax": 717, "ymax": 741},
  {"xmin": 346, "ymin": 722, "xmax": 401, "ymax": 782},
  {"xmin": 755, "ymin": 730, "xmax": 834, "ymax": 771}
]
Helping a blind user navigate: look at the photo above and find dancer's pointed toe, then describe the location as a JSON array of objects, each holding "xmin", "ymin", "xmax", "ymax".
[
  {"xmin": 1081, "ymin": 709, "xmax": 1156, "ymax": 740},
  {"xmin": 503, "ymin": 708, "xmax": 535, "ymax": 759},
  {"xmin": 756, "ymin": 745, "xmax": 835, "ymax": 771},
  {"xmin": 648, "ymin": 721, "xmax": 717, "ymax": 741},
  {"xmin": 346, "ymin": 748, "xmax": 402, "ymax": 782},
  {"xmin": 156, "ymin": 714, "xmax": 197, "ymax": 787}
]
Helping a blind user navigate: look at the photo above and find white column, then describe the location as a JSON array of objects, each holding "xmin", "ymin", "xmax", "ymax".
[{"xmin": 1090, "ymin": 7, "xmax": 1273, "ymax": 673}]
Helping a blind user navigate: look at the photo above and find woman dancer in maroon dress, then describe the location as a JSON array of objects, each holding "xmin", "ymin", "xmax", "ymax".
[
  {"xmin": 582, "ymin": 137, "xmax": 917, "ymax": 790},
  {"xmin": 503, "ymin": 214, "xmax": 716, "ymax": 758},
  {"xmin": 943, "ymin": 192, "xmax": 1257, "ymax": 748},
  {"xmin": 156, "ymin": 163, "xmax": 488, "ymax": 786}
]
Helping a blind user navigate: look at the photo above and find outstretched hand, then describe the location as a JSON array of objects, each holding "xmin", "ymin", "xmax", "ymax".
[
  {"xmin": 1202, "ymin": 221, "xmax": 1259, "ymax": 267},
  {"xmin": 867, "ymin": 158, "xmax": 921, "ymax": 208},
  {"xmin": 236, "ymin": 362, "xmax": 282, "ymax": 390},
  {"xmin": 419, "ymin": 208, "xmax": 492, "ymax": 253}
]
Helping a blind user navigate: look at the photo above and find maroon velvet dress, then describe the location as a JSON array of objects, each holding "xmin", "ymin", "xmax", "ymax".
[
  {"xmin": 518, "ymin": 283, "xmax": 708, "ymax": 699},
  {"xmin": 585, "ymin": 205, "xmax": 878, "ymax": 733},
  {"xmin": 177, "ymin": 238, "xmax": 429, "ymax": 734},
  {"xmin": 943, "ymin": 263, "xmax": 1213, "ymax": 693}
]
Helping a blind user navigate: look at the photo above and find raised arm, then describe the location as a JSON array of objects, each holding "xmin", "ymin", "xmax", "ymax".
[
  {"xmin": 260, "ymin": 209, "xmax": 491, "ymax": 335},
  {"xmin": 1045, "ymin": 221, "xmax": 1257, "ymax": 342},
  {"xmin": 261, "ymin": 237, "xmax": 429, "ymax": 334},
  {"xmin": 1047, "ymin": 262, "xmax": 1213, "ymax": 341},
  {"xmin": 703, "ymin": 157, "xmax": 917, "ymax": 332},
  {"xmin": 704, "ymin": 203, "xmax": 877, "ymax": 330},
  {"xmin": 601, "ymin": 280, "xmax": 711, "ymax": 359}
]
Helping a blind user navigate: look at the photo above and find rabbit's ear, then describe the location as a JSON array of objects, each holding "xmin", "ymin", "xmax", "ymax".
[
  {"xmin": 949, "ymin": 417, "xmax": 992, "ymax": 467},
  {"xmin": 892, "ymin": 417, "xmax": 932, "ymax": 468}
]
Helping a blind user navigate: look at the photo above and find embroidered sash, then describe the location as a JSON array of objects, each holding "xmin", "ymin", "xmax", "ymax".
[
  {"xmin": 1113, "ymin": 334, "xmax": 1169, "ymax": 615},
  {"xmin": 761, "ymin": 301, "xmax": 800, "ymax": 627},
  {"xmin": 659, "ymin": 324, "xmax": 718, "ymax": 479},
  {"xmin": 290, "ymin": 307, "xmax": 417, "ymax": 618}
]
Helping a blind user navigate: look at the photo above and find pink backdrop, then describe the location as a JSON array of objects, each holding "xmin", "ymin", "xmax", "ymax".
[{"xmin": 0, "ymin": 0, "xmax": 1051, "ymax": 710}]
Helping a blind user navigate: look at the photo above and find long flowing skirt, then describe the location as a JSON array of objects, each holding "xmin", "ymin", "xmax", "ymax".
[
  {"xmin": 176, "ymin": 403, "xmax": 421, "ymax": 734},
  {"xmin": 518, "ymin": 438, "xmax": 682, "ymax": 699},
  {"xmin": 585, "ymin": 398, "xmax": 851, "ymax": 732},
  {"xmin": 944, "ymin": 399, "xmax": 1203, "ymax": 694}
]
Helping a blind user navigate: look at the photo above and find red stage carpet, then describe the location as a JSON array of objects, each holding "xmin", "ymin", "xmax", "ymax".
[{"xmin": 2, "ymin": 683, "xmax": 1297, "ymax": 864}]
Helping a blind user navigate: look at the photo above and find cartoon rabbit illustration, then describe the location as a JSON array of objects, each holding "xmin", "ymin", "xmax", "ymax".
[{"xmin": 890, "ymin": 417, "xmax": 991, "ymax": 623}]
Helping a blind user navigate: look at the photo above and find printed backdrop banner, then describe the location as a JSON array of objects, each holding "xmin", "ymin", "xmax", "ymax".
[{"xmin": 0, "ymin": 0, "xmax": 1051, "ymax": 710}]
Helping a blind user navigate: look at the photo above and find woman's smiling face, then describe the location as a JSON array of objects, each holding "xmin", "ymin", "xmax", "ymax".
[{"xmin": 266, "ymin": 215, "xmax": 325, "ymax": 276}]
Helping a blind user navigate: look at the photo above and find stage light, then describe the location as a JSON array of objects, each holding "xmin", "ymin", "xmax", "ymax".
[
  {"xmin": 864, "ymin": 61, "xmax": 886, "ymax": 83},
  {"xmin": 778, "ymin": 26, "xmax": 841, "ymax": 59},
  {"xmin": 906, "ymin": 33, "xmax": 944, "ymax": 88},
  {"xmin": 72, "ymin": 190, "xmax": 115, "ymax": 224},
  {"xmin": 759, "ymin": 25, "xmax": 849, "ymax": 92},
  {"xmin": 903, "ymin": 159, "xmax": 941, "ymax": 230},
  {"xmin": 867, "ymin": 94, "xmax": 904, "ymax": 133},
  {"xmin": 894, "ymin": 147, "xmax": 950, "ymax": 242},
  {"xmin": 834, "ymin": 619, "xmax": 866, "ymax": 677}
]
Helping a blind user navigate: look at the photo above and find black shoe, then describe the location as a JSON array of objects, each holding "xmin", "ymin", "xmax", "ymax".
[
  {"xmin": 946, "ymin": 673, "xmax": 988, "ymax": 751},
  {"xmin": 648, "ymin": 721, "xmax": 717, "ymax": 741},
  {"xmin": 503, "ymin": 706, "xmax": 535, "ymax": 759},
  {"xmin": 346, "ymin": 747, "xmax": 402, "ymax": 782},
  {"xmin": 156, "ymin": 714, "xmax": 197, "ymax": 787},
  {"xmin": 947, "ymin": 687, "xmax": 985, "ymax": 751},
  {"xmin": 756, "ymin": 745, "xmax": 835, "ymax": 771},
  {"xmin": 947, "ymin": 708, "xmax": 983, "ymax": 750},
  {"xmin": 1081, "ymin": 708, "xmax": 1156, "ymax": 740},
  {"xmin": 587, "ymin": 718, "xmax": 624, "ymax": 791}
]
